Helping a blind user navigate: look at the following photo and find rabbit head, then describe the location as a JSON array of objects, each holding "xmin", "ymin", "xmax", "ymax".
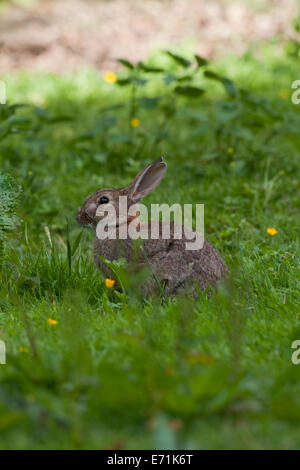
[{"xmin": 76, "ymin": 157, "xmax": 167, "ymax": 229}]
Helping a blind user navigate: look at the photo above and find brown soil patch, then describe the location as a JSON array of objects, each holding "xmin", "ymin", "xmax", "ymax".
[{"xmin": 0, "ymin": 0, "xmax": 298, "ymax": 73}]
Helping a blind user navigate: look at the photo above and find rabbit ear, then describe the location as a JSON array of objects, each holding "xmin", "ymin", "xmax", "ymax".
[{"xmin": 127, "ymin": 157, "xmax": 167, "ymax": 202}]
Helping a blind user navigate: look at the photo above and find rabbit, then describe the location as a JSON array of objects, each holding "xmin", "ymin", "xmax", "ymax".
[{"xmin": 76, "ymin": 157, "xmax": 229, "ymax": 297}]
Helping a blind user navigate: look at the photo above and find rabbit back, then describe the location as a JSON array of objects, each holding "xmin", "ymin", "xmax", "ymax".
[{"xmin": 93, "ymin": 221, "xmax": 228, "ymax": 296}]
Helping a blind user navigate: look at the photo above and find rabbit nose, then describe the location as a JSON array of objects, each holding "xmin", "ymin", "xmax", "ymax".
[{"xmin": 86, "ymin": 202, "xmax": 98, "ymax": 217}]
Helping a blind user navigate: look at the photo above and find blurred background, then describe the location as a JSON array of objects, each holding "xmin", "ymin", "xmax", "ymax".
[
  {"xmin": 1, "ymin": 0, "xmax": 300, "ymax": 451},
  {"xmin": 0, "ymin": 0, "xmax": 298, "ymax": 73}
]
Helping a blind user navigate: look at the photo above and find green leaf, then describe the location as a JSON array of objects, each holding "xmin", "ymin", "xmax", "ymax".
[
  {"xmin": 204, "ymin": 70, "xmax": 237, "ymax": 97},
  {"xmin": 108, "ymin": 133, "xmax": 132, "ymax": 144},
  {"xmin": 93, "ymin": 152, "xmax": 108, "ymax": 163},
  {"xmin": 34, "ymin": 106, "xmax": 51, "ymax": 120},
  {"xmin": 74, "ymin": 116, "xmax": 116, "ymax": 141},
  {"xmin": 116, "ymin": 78, "xmax": 132, "ymax": 86},
  {"xmin": 176, "ymin": 74, "xmax": 193, "ymax": 82},
  {"xmin": 71, "ymin": 230, "xmax": 84, "ymax": 256},
  {"xmin": 174, "ymin": 86, "xmax": 205, "ymax": 97},
  {"xmin": 48, "ymin": 115, "xmax": 73, "ymax": 124},
  {"xmin": 221, "ymin": 78, "xmax": 237, "ymax": 98},
  {"xmin": 66, "ymin": 219, "xmax": 72, "ymax": 273},
  {"xmin": 138, "ymin": 62, "xmax": 164, "ymax": 73},
  {"xmin": 0, "ymin": 116, "xmax": 31, "ymax": 141},
  {"xmin": 138, "ymin": 97, "xmax": 161, "ymax": 109},
  {"xmin": 116, "ymin": 77, "xmax": 147, "ymax": 86},
  {"xmin": 117, "ymin": 58, "xmax": 135, "ymax": 69},
  {"xmin": 98, "ymin": 256, "xmax": 127, "ymax": 293},
  {"xmin": 190, "ymin": 123, "xmax": 210, "ymax": 137},
  {"xmin": 195, "ymin": 55, "xmax": 209, "ymax": 67},
  {"xmin": 100, "ymin": 103, "xmax": 124, "ymax": 112},
  {"xmin": 132, "ymin": 77, "xmax": 148, "ymax": 86},
  {"xmin": 293, "ymin": 16, "xmax": 300, "ymax": 33},
  {"xmin": 163, "ymin": 74, "xmax": 177, "ymax": 85},
  {"xmin": 166, "ymin": 51, "xmax": 191, "ymax": 68},
  {"xmin": 8, "ymin": 103, "xmax": 31, "ymax": 113},
  {"xmin": 34, "ymin": 106, "xmax": 73, "ymax": 124},
  {"xmin": 285, "ymin": 40, "xmax": 300, "ymax": 57}
]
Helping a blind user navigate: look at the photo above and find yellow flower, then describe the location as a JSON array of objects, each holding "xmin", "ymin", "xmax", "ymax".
[
  {"xmin": 103, "ymin": 72, "xmax": 117, "ymax": 83},
  {"xmin": 230, "ymin": 161, "xmax": 236, "ymax": 168},
  {"xmin": 267, "ymin": 227, "xmax": 278, "ymax": 236},
  {"xmin": 27, "ymin": 170, "xmax": 33, "ymax": 176},
  {"xmin": 279, "ymin": 89, "xmax": 289, "ymax": 99},
  {"xmin": 227, "ymin": 147, "xmax": 234, "ymax": 154},
  {"xmin": 19, "ymin": 347, "xmax": 29, "ymax": 353},
  {"xmin": 48, "ymin": 318, "xmax": 58, "ymax": 325},
  {"xmin": 105, "ymin": 278, "xmax": 115, "ymax": 288},
  {"xmin": 130, "ymin": 118, "xmax": 140, "ymax": 128}
]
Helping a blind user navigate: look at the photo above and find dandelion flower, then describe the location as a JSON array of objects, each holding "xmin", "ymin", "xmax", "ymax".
[
  {"xmin": 27, "ymin": 170, "xmax": 33, "ymax": 176},
  {"xmin": 105, "ymin": 278, "xmax": 115, "ymax": 288},
  {"xmin": 227, "ymin": 147, "xmax": 234, "ymax": 154},
  {"xmin": 267, "ymin": 227, "xmax": 278, "ymax": 236},
  {"xmin": 48, "ymin": 318, "xmax": 58, "ymax": 325},
  {"xmin": 103, "ymin": 72, "xmax": 117, "ymax": 83},
  {"xmin": 19, "ymin": 347, "xmax": 29, "ymax": 353},
  {"xmin": 279, "ymin": 89, "xmax": 289, "ymax": 99},
  {"xmin": 130, "ymin": 118, "xmax": 140, "ymax": 128},
  {"xmin": 230, "ymin": 161, "xmax": 236, "ymax": 168}
]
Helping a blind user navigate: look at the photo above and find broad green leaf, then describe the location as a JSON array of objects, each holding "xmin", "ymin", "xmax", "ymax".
[
  {"xmin": 132, "ymin": 77, "xmax": 147, "ymax": 86},
  {"xmin": 117, "ymin": 58, "xmax": 135, "ymax": 69},
  {"xmin": 116, "ymin": 78, "xmax": 132, "ymax": 86},
  {"xmin": 190, "ymin": 123, "xmax": 210, "ymax": 137},
  {"xmin": 163, "ymin": 73, "xmax": 177, "ymax": 85},
  {"xmin": 138, "ymin": 62, "xmax": 164, "ymax": 73},
  {"xmin": 204, "ymin": 70, "xmax": 237, "ymax": 97},
  {"xmin": 34, "ymin": 106, "xmax": 73, "ymax": 123},
  {"xmin": 100, "ymin": 103, "xmax": 124, "ymax": 112},
  {"xmin": 108, "ymin": 133, "xmax": 132, "ymax": 144},
  {"xmin": 48, "ymin": 115, "xmax": 73, "ymax": 123},
  {"xmin": 93, "ymin": 152, "xmax": 108, "ymax": 163},
  {"xmin": 116, "ymin": 77, "xmax": 147, "ymax": 86},
  {"xmin": 293, "ymin": 16, "xmax": 300, "ymax": 33},
  {"xmin": 0, "ymin": 116, "xmax": 31, "ymax": 141},
  {"xmin": 176, "ymin": 74, "xmax": 193, "ymax": 82},
  {"xmin": 138, "ymin": 97, "xmax": 160, "ymax": 109},
  {"xmin": 195, "ymin": 54, "xmax": 209, "ymax": 67},
  {"xmin": 166, "ymin": 51, "xmax": 191, "ymax": 68},
  {"xmin": 34, "ymin": 106, "xmax": 51, "ymax": 120},
  {"xmin": 74, "ymin": 116, "xmax": 116, "ymax": 141},
  {"xmin": 174, "ymin": 86, "xmax": 205, "ymax": 97}
]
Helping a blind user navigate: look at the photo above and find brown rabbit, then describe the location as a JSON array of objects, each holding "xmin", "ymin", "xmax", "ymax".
[{"xmin": 76, "ymin": 157, "xmax": 228, "ymax": 297}]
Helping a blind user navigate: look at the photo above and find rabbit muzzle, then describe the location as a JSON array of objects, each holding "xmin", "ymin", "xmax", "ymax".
[{"xmin": 76, "ymin": 205, "xmax": 97, "ymax": 228}]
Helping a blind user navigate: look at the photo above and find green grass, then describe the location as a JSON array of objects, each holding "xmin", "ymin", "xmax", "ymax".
[{"xmin": 0, "ymin": 42, "xmax": 300, "ymax": 449}]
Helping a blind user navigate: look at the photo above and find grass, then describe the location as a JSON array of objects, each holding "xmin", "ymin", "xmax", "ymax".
[{"xmin": 0, "ymin": 40, "xmax": 300, "ymax": 449}]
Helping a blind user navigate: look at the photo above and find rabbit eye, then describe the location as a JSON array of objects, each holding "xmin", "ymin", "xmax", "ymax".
[{"xmin": 99, "ymin": 196, "xmax": 109, "ymax": 204}]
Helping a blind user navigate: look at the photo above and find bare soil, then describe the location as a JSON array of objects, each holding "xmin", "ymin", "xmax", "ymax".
[{"xmin": 0, "ymin": 0, "xmax": 298, "ymax": 73}]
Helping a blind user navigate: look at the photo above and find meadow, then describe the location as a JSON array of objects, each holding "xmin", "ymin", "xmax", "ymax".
[{"xmin": 0, "ymin": 39, "xmax": 300, "ymax": 449}]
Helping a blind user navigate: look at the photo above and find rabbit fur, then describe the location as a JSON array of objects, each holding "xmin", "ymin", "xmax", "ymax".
[{"xmin": 76, "ymin": 157, "xmax": 229, "ymax": 296}]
